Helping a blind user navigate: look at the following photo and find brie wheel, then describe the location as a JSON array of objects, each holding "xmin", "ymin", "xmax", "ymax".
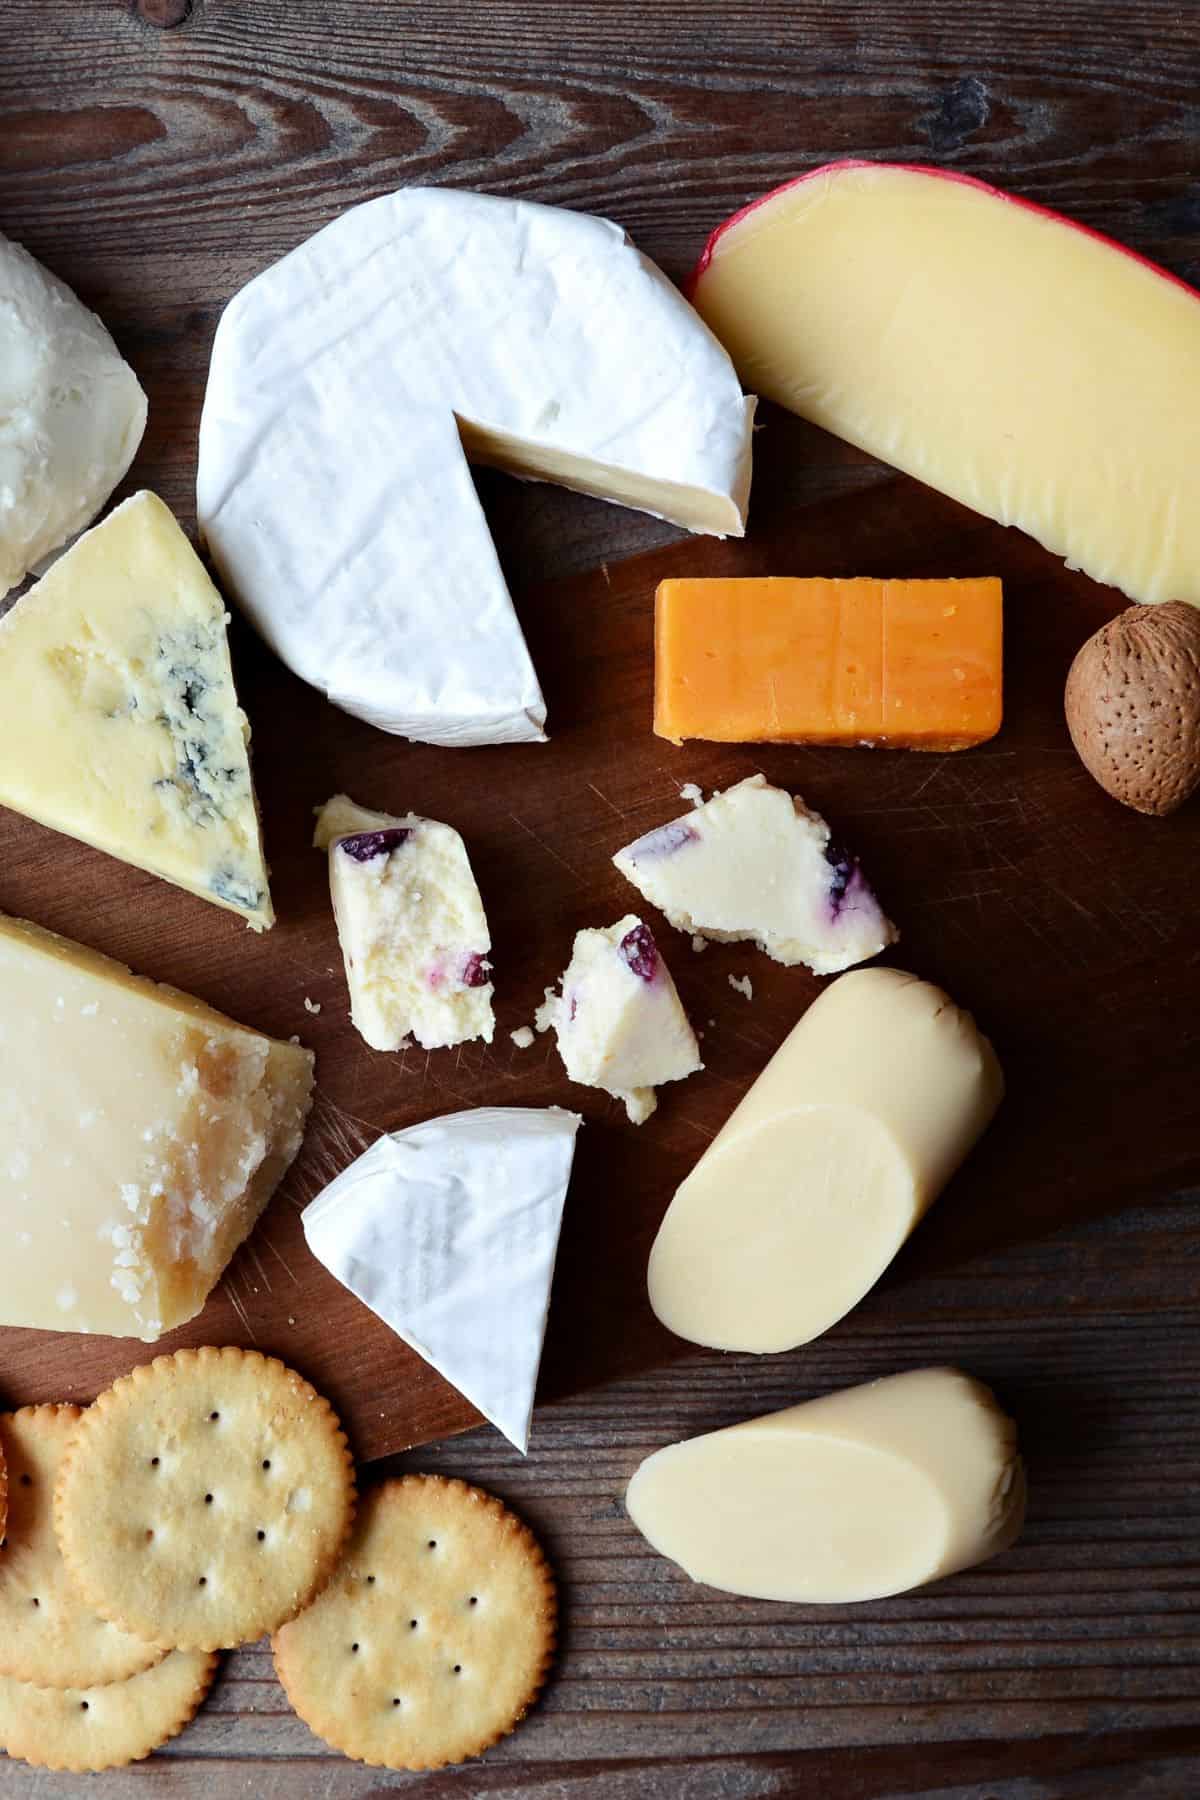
[{"xmin": 198, "ymin": 187, "xmax": 755, "ymax": 747}]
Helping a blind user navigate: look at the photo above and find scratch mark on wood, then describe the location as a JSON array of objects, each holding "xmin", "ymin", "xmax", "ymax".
[
  {"xmin": 509, "ymin": 811, "xmax": 583, "ymax": 880},
  {"xmin": 222, "ymin": 1276, "xmax": 258, "ymax": 1343}
]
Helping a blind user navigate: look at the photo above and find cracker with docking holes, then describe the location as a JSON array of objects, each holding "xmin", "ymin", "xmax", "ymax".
[
  {"xmin": 53, "ymin": 1347, "xmax": 356, "ymax": 1652},
  {"xmin": 0, "ymin": 1407, "xmax": 166, "ymax": 1686},
  {"xmin": 0, "ymin": 1648, "xmax": 217, "ymax": 1772},
  {"xmin": 273, "ymin": 1475, "xmax": 557, "ymax": 1770}
]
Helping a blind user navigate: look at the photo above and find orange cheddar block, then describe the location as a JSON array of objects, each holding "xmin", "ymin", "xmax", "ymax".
[{"xmin": 654, "ymin": 576, "xmax": 1002, "ymax": 750}]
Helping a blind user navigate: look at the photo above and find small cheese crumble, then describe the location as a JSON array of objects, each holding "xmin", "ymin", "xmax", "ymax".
[
  {"xmin": 692, "ymin": 935, "xmax": 707, "ymax": 954},
  {"xmin": 304, "ymin": 997, "xmax": 322, "ymax": 1014},
  {"xmin": 510, "ymin": 1025, "xmax": 535, "ymax": 1049},
  {"xmin": 680, "ymin": 782, "xmax": 704, "ymax": 807},
  {"xmin": 729, "ymin": 973, "xmax": 754, "ymax": 1001}
]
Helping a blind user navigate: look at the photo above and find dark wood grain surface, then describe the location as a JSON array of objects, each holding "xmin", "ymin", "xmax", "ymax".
[{"xmin": 2, "ymin": 0, "xmax": 1199, "ymax": 1792}]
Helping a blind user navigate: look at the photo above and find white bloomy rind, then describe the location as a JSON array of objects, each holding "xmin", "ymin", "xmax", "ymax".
[
  {"xmin": 198, "ymin": 187, "xmax": 756, "ymax": 746},
  {"xmin": 302, "ymin": 1106, "xmax": 582, "ymax": 1452},
  {"xmin": 314, "ymin": 794, "xmax": 494, "ymax": 1053},
  {"xmin": 537, "ymin": 915, "xmax": 703, "ymax": 1124},
  {"xmin": 0, "ymin": 233, "xmax": 147, "ymax": 596},
  {"xmin": 690, "ymin": 159, "xmax": 1200, "ymax": 608},
  {"xmin": 613, "ymin": 774, "xmax": 896, "ymax": 974}
]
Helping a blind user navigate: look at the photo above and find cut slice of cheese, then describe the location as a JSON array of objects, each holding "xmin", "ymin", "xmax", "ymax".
[
  {"xmin": 625, "ymin": 1368, "xmax": 1026, "ymax": 1603},
  {"xmin": 690, "ymin": 160, "xmax": 1200, "ymax": 607},
  {"xmin": 0, "ymin": 912, "xmax": 314, "ymax": 1341},
  {"xmin": 614, "ymin": 775, "xmax": 896, "ymax": 974},
  {"xmin": 301, "ymin": 1107, "xmax": 581, "ymax": 1452},
  {"xmin": 655, "ymin": 576, "xmax": 1003, "ymax": 748},
  {"xmin": 198, "ymin": 187, "xmax": 756, "ymax": 746},
  {"xmin": 535, "ymin": 915, "xmax": 702, "ymax": 1124},
  {"xmin": 314, "ymin": 795, "xmax": 494, "ymax": 1052},
  {"xmin": 648, "ymin": 967, "xmax": 1003, "ymax": 1352},
  {"xmin": 0, "ymin": 492, "xmax": 274, "ymax": 929},
  {"xmin": 0, "ymin": 234, "xmax": 147, "ymax": 597}
]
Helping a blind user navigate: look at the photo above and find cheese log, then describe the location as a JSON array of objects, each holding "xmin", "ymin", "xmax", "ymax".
[
  {"xmin": 614, "ymin": 775, "xmax": 896, "ymax": 975},
  {"xmin": 535, "ymin": 916, "xmax": 703, "ymax": 1124},
  {"xmin": 0, "ymin": 492, "xmax": 274, "ymax": 930},
  {"xmin": 626, "ymin": 1368, "xmax": 1026, "ymax": 1603},
  {"xmin": 313, "ymin": 795, "xmax": 493, "ymax": 1052},
  {"xmin": 302, "ymin": 1107, "xmax": 581, "ymax": 1453},
  {"xmin": 0, "ymin": 234, "xmax": 146, "ymax": 597},
  {"xmin": 199, "ymin": 187, "xmax": 756, "ymax": 747},
  {"xmin": 655, "ymin": 576, "xmax": 1002, "ymax": 749},
  {"xmin": 648, "ymin": 968, "xmax": 1002, "ymax": 1351},
  {"xmin": 690, "ymin": 160, "xmax": 1200, "ymax": 608},
  {"xmin": 0, "ymin": 913, "xmax": 314, "ymax": 1340}
]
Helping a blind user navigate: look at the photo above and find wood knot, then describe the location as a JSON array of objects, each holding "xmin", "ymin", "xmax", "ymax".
[
  {"xmin": 920, "ymin": 77, "xmax": 990, "ymax": 154},
  {"xmin": 135, "ymin": 0, "xmax": 193, "ymax": 27}
]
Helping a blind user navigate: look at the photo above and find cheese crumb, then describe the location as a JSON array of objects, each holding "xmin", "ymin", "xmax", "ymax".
[
  {"xmin": 692, "ymin": 935, "xmax": 707, "ymax": 954},
  {"xmin": 303, "ymin": 997, "xmax": 322, "ymax": 1015},
  {"xmin": 510, "ymin": 1026, "xmax": 535, "ymax": 1050},
  {"xmin": 728, "ymin": 974, "xmax": 754, "ymax": 1001},
  {"xmin": 680, "ymin": 782, "xmax": 704, "ymax": 807}
]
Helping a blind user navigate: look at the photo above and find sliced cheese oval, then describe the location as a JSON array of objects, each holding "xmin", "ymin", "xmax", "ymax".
[
  {"xmin": 690, "ymin": 159, "xmax": 1200, "ymax": 607},
  {"xmin": 625, "ymin": 1368, "xmax": 1026, "ymax": 1603},
  {"xmin": 198, "ymin": 187, "xmax": 756, "ymax": 747},
  {"xmin": 648, "ymin": 968, "xmax": 1003, "ymax": 1351}
]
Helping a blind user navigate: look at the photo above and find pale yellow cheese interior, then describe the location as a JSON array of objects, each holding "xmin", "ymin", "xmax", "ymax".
[
  {"xmin": 0, "ymin": 913, "xmax": 314, "ymax": 1340},
  {"xmin": 458, "ymin": 418, "xmax": 748, "ymax": 537},
  {"xmin": 692, "ymin": 162, "xmax": 1200, "ymax": 605},
  {"xmin": 625, "ymin": 1367, "xmax": 1026, "ymax": 1603},
  {"xmin": 648, "ymin": 967, "xmax": 1003, "ymax": 1351},
  {"xmin": 0, "ymin": 491, "xmax": 274, "ymax": 928}
]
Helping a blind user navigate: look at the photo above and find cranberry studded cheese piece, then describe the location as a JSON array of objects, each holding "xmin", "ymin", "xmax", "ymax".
[
  {"xmin": 690, "ymin": 160, "xmax": 1200, "ymax": 608},
  {"xmin": 536, "ymin": 916, "xmax": 702, "ymax": 1125},
  {"xmin": 655, "ymin": 576, "xmax": 1002, "ymax": 750}
]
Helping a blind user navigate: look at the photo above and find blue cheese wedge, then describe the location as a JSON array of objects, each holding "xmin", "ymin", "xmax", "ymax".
[
  {"xmin": 0, "ymin": 911, "xmax": 314, "ymax": 1341},
  {"xmin": 314, "ymin": 795, "xmax": 494, "ymax": 1052},
  {"xmin": 614, "ymin": 775, "xmax": 897, "ymax": 975},
  {"xmin": 0, "ymin": 491, "xmax": 273, "ymax": 929},
  {"xmin": 302, "ymin": 1107, "xmax": 581, "ymax": 1452},
  {"xmin": 536, "ymin": 915, "xmax": 702, "ymax": 1123},
  {"xmin": 0, "ymin": 232, "xmax": 147, "ymax": 596},
  {"xmin": 197, "ymin": 186, "xmax": 755, "ymax": 746}
]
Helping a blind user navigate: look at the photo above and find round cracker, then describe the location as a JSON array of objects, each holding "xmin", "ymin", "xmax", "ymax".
[
  {"xmin": 54, "ymin": 1347, "xmax": 356, "ymax": 1652},
  {"xmin": 0, "ymin": 1406, "xmax": 167, "ymax": 1686},
  {"xmin": 0, "ymin": 1647, "xmax": 216, "ymax": 1772},
  {"xmin": 273, "ymin": 1475, "xmax": 557, "ymax": 1771}
]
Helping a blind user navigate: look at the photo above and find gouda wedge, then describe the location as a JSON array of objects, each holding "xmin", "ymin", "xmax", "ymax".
[
  {"xmin": 626, "ymin": 1368, "xmax": 1026, "ymax": 1603},
  {"xmin": 648, "ymin": 968, "xmax": 1002, "ymax": 1351},
  {"xmin": 690, "ymin": 160, "xmax": 1200, "ymax": 607}
]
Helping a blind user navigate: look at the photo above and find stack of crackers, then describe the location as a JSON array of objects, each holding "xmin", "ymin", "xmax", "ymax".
[{"xmin": 0, "ymin": 1346, "xmax": 556, "ymax": 1773}]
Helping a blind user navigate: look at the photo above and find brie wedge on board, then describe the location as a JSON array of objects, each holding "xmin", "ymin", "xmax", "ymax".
[
  {"xmin": 302, "ymin": 1107, "xmax": 582, "ymax": 1452},
  {"xmin": 197, "ymin": 186, "xmax": 755, "ymax": 747}
]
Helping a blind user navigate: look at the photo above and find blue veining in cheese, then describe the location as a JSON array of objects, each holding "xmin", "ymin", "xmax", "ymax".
[{"xmin": 0, "ymin": 491, "xmax": 274, "ymax": 928}]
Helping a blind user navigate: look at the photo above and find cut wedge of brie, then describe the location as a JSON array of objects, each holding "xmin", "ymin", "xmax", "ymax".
[
  {"xmin": 302, "ymin": 1107, "xmax": 582, "ymax": 1452},
  {"xmin": 198, "ymin": 187, "xmax": 755, "ymax": 747}
]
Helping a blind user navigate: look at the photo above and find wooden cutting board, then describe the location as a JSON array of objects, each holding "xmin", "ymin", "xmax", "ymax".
[{"xmin": 1, "ymin": 433, "xmax": 1197, "ymax": 1462}]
